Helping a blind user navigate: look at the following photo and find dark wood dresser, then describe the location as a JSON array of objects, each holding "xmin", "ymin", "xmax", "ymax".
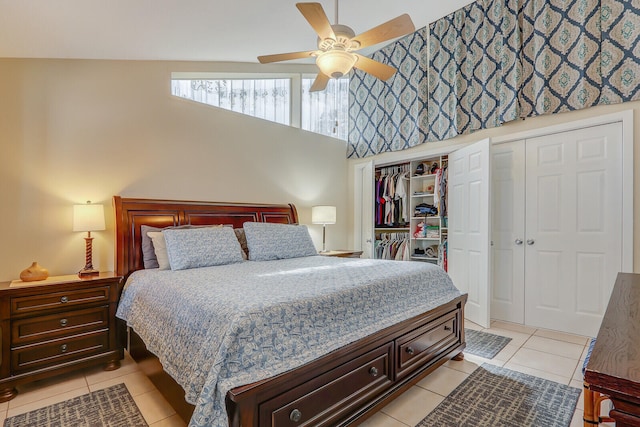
[
  {"xmin": 0, "ymin": 272, "xmax": 124, "ymax": 401},
  {"xmin": 584, "ymin": 272, "xmax": 640, "ymax": 426}
]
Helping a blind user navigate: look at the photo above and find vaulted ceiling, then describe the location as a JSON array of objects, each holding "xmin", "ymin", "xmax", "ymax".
[{"xmin": 0, "ymin": 0, "xmax": 474, "ymax": 62}]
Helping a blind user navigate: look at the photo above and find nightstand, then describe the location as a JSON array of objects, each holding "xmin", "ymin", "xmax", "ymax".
[
  {"xmin": 0, "ymin": 272, "xmax": 124, "ymax": 402},
  {"xmin": 319, "ymin": 250, "xmax": 363, "ymax": 258}
]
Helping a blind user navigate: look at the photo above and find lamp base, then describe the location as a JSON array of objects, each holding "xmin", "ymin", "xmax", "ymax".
[{"xmin": 78, "ymin": 268, "xmax": 100, "ymax": 278}]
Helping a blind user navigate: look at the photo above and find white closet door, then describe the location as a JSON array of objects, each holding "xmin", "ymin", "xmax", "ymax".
[
  {"xmin": 448, "ymin": 139, "xmax": 492, "ymax": 328},
  {"xmin": 524, "ymin": 123, "xmax": 623, "ymax": 337},
  {"xmin": 491, "ymin": 141, "xmax": 526, "ymax": 324}
]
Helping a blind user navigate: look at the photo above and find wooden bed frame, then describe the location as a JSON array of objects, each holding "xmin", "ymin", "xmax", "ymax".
[{"xmin": 113, "ymin": 196, "xmax": 467, "ymax": 427}]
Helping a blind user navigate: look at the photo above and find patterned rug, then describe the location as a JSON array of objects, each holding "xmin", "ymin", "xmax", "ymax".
[
  {"xmin": 417, "ymin": 364, "xmax": 581, "ymax": 427},
  {"xmin": 464, "ymin": 328, "xmax": 512, "ymax": 359},
  {"xmin": 4, "ymin": 383, "xmax": 148, "ymax": 427}
]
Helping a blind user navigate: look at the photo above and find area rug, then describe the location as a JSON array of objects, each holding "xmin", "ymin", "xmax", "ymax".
[
  {"xmin": 4, "ymin": 383, "xmax": 148, "ymax": 427},
  {"xmin": 464, "ymin": 328, "xmax": 512, "ymax": 359},
  {"xmin": 416, "ymin": 364, "xmax": 581, "ymax": 427}
]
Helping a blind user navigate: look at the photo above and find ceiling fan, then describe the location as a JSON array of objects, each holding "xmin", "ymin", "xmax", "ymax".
[{"xmin": 258, "ymin": 2, "xmax": 415, "ymax": 92}]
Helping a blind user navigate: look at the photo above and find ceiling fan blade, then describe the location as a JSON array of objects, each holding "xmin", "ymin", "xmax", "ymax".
[
  {"xmin": 296, "ymin": 3, "xmax": 336, "ymax": 41},
  {"xmin": 353, "ymin": 54, "xmax": 397, "ymax": 81},
  {"xmin": 258, "ymin": 50, "xmax": 317, "ymax": 64},
  {"xmin": 310, "ymin": 73, "xmax": 330, "ymax": 92},
  {"xmin": 352, "ymin": 14, "xmax": 415, "ymax": 49}
]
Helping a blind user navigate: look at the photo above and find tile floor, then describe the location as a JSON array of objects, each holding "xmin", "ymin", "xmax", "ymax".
[{"xmin": 0, "ymin": 320, "xmax": 614, "ymax": 427}]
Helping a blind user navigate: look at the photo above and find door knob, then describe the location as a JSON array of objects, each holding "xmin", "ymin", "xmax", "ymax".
[
  {"xmin": 515, "ymin": 239, "xmax": 523, "ymax": 245},
  {"xmin": 527, "ymin": 239, "xmax": 535, "ymax": 245}
]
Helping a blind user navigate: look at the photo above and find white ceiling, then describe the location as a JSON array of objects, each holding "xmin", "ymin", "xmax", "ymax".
[{"xmin": 0, "ymin": 0, "xmax": 474, "ymax": 63}]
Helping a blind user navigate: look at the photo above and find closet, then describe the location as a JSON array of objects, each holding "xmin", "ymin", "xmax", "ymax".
[
  {"xmin": 447, "ymin": 122, "xmax": 628, "ymax": 336},
  {"xmin": 489, "ymin": 123, "xmax": 624, "ymax": 337},
  {"xmin": 373, "ymin": 157, "xmax": 449, "ymax": 267},
  {"xmin": 356, "ymin": 113, "xmax": 632, "ymax": 337}
]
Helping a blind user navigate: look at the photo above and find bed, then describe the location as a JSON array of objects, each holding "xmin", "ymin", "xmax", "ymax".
[{"xmin": 113, "ymin": 196, "xmax": 467, "ymax": 427}]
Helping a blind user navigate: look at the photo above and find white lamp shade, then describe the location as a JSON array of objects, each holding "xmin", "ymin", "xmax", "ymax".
[
  {"xmin": 73, "ymin": 203, "xmax": 106, "ymax": 232},
  {"xmin": 312, "ymin": 205, "xmax": 337, "ymax": 225},
  {"xmin": 316, "ymin": 50, "xmax": 358, "ymax": 79}
]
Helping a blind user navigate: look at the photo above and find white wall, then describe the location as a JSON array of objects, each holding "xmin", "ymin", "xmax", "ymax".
[
  {"xmin": 0, "ymin": 59, "xmax": 349, "ymax": 281},
  {"xmin": 348, "ymin": 102, "xmax": 640, "ymax": 272}
]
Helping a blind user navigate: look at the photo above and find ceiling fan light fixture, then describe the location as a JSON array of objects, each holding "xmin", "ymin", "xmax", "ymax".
[{"xmin": 316, "ymin": 50, "xmax": 357, "ymax": 79}]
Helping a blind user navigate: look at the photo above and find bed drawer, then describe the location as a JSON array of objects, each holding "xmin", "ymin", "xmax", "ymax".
[
  {"xmin": 396, "ymin": 310, "xmax": 459, "ymax": 379},
  {"xmin": 261, "ymin": 343, "xmax": 393, "ymax": 427},
  {"xmin": 11, "ymin": 330, "xmax": 109, "ymax": 373},
  {"xmin": 11, "ymin": 306, "xmax": 110, "ymax": 346},
  {"xmin": 11, "ymin": 286, "xmax": 111, "ymax": 315}
]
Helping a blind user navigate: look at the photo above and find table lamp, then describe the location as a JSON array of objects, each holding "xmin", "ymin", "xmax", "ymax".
[
  {"xmin": 73, "ymin": 201, "xmax": 105, "ymax": 277},
  {"xmin": 312, "ymin": 205, "xmax": 336, "ymax": 253}
]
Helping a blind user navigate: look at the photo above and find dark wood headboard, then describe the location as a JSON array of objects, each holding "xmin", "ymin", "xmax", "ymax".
[{"xmin": 113, "ymin": 196, "xmax": 299, "ymax": 279}]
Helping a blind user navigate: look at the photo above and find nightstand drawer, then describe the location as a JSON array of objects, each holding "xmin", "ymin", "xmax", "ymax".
[
  {"xmin": 12, "ymin": 330, "xmax": 109, "ymax": 373},
  {"xmin": 12, "ymin": 306, "xmax": 110, "ymax": 346},
  {"xmin": 11, "ymin": 286, "xmax": 110, "ymax": 315}
]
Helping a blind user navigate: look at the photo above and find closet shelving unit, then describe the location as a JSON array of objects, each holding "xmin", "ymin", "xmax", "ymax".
[
  {"xmin": 409, "ymin": 156, "xmax": 448, "ymax": 266},
  {"xmin": 373, "ymin": 156, "xmax": 448, "ymax": 267}
]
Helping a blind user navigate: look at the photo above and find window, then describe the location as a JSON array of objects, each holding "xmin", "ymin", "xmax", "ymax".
[
  {"xmin": 171, "ymin": 78, "xmax": 291, "ymax": 125},
  {"xmin": 171, "ymin": 73, "xmax": 349, "ymax": 141},
  {"xmin": 301, "ymin": 77, "xmax": 349, "ymax": 141}
]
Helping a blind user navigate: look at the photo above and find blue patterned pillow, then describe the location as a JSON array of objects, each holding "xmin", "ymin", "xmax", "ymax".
[
  {"xmin": 163, "ymin": 227, "xmax": 244, "ymax": 270},
  {"xmin": 243, "ymin": 222, "xmax": 318, "ymax": 261}
]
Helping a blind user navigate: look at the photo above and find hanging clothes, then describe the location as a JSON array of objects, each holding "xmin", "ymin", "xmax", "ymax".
[
  {"xmin": 374, "ymin": 232, "xmax": 410, "ymax": 261},
  {"xmin": 375, "ymin": 164, "xmax": 409, "ymax": 227}
]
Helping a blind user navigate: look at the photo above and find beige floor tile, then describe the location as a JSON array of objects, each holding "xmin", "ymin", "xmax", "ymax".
[
  {"xmin": 381, "ymin": 386, "xmax": 443, "ymax": 426},
  {"xmin": 509, "ymin": 347, "xmax": 579, "ymax": 378},
  {"xmin": 9, "ymin": 373, "xmax": 87, "ymax": 409},
  {"xmin": 6, "ymin": 387, "xmax": 89, "ymax": 418},
  {"xmin": 570, "ymin": 380, "xmax": 584, "ymax": 411},
  {"xmin": 150, "ymin": 413, "xmax": 188, "ymax": 427},
  {"xmin": 480, "ymin": 327, "xmax": 532, "ymax": 347},
  {"xmin": 580, "ymin": 343, "xmax": 590, "ymax": 361},
  {"xmin": 84, "ymin": 352, "xmax": 140, "ymax": 385},
  {"xmin": 89, "ymin": 371, "xmax": 155, "ymax": 397},
  {"xmin": 534, "ymin": 329, "xmax": 589, "ymax": 346},
  {"xmin": 358, "ymin": 411, "xmax": 408, "ymax": 427},
  {"xmin": 464, "ymin": 320, "xmax": 484, "ymax": 331},
  {"xmin": 491, "ymin": 343, "xmax": 520, "ymax": 363},
  {"xmin": 444, "ymin": 357, "xmax": 481, "ymax": 374},
  {"xmin": 572, "ymin": 362, "xmax": 585, "ymax": 382},
  {"xmin": 490, "ymin": 320, "xmax": 537, "ymax": 335},
  {"xmin": 0, "ymin": 409, "xmax": 5, "ymax": 425},
  {"xmin": 0, "ymin": 401, "xmax": 7, "ymax": 412},
  {"xmin": 416, "ymin": 366, "xmax": 469, "ymax": 396},
  {"xmin": 459, "ymin": 352, "xmax": 491, "ymax": 367},
  {"xmin": 133, "ymin": 389, "xmax": 177, "ymax": 425},
  {"xmin": 524, "ymin": 335, "xmax": 585, "ymax": 360},
  {"xmin": 503, "ymin": 362, "xmax": 571, "ymax": 385},
  {"xmin": 570, "ymin": 409, "xmax": 584, "ymax": 427}
]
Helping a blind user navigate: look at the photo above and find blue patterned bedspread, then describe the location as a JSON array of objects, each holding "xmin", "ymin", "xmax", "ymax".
[{"xmin": 116, "ymin": 256, "xmax": 461, "ymax": 426}]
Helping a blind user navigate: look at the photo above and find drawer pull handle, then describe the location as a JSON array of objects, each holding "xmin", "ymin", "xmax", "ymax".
[
  {"xmin": 369, "ymin": 366, "xmax": 379, "ymax": 377},
  {"xmin": 60, "ymin": 296, "xmax": 69, "ymax": 303},
  {"xmin": 60, "ymin": 344, "xmax": 68, "ymax": 353},
  {"xmin": 444, "ymin": 325, "xmax": 452, "ymax": 331},
  {"xmin": 406, "ymin": 346, "xmax": 415, "ymax": 355},
  {"xmin": 60, "ymin": 318, "xmax": 68, "ymax": 327},
  {"xmin": 289, "ymin": 409, "xmax": 302, "ymax": 423}
]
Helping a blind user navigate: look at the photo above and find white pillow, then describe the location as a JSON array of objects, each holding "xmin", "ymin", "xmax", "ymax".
[{"xmin": 146, "ymin": 232, "xmax": 171, "ymax": 270}]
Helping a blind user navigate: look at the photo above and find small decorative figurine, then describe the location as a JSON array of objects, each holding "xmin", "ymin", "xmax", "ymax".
[{"xmin": 20, "ymin": 261, "xmax": 49, "ymax": 282}]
